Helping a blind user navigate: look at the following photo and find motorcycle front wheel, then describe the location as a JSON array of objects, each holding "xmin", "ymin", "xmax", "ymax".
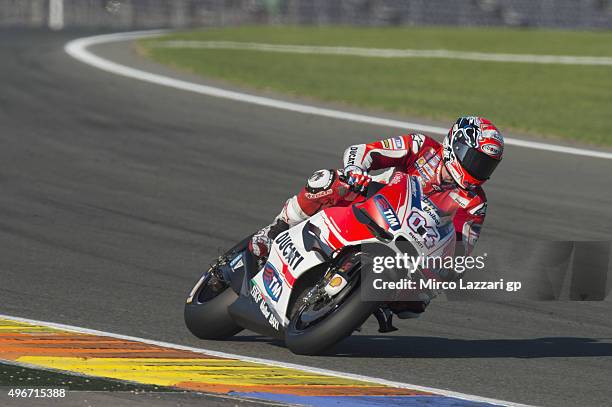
[{"xmin": 284, "ymin": 250, "xmax": 378, "ymax": 355}]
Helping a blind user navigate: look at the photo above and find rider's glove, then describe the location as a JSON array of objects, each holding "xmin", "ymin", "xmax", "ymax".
[{"xmin": 346, "ymin": 171, "xmax": 372, "ymax": 193}]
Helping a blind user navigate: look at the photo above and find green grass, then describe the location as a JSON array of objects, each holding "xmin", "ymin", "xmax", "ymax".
[{"xmin": 140, "ymin": 26, "xmax": 612, "ymax": 146}]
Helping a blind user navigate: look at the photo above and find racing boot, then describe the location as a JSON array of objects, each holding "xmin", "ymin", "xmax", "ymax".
[
  {"xmin": 249, "ymin": 218, "xmax": 288, "ymax": 258},
  {"xmin": 249, "ymin": 196, "xmax": 308, "ymax": 259}
]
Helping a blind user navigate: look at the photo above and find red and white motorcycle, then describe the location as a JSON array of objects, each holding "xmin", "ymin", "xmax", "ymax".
[{"xmin": 184, "ymin": 170, "xmax": 456, "ymax": 355}]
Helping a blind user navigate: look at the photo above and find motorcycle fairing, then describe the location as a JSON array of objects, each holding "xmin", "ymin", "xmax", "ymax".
[{"xmin": 247, "ymin": 172, "xmax": 455, "ymax": 331}]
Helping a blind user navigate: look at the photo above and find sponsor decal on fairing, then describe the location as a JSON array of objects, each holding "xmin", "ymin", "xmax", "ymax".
[
  {"xmin": 249, "ymin": 282, "xmax": 280, "ymax": 330},
  {"xmin": 275, "ymin": 232, "xmax": 305, "ymax": 269},
  {"xmin": 421, "ymin": 200, "xmax": 442, "ymax": 226},
  {"xmin": 229, "ymin": 254, "xmax": 243, "ymax": 270},
  {"xmin": 410, "ymin": 176, "xmax": 422, "ymax": 210},
  {"xmin": 262, "ymin": 262, "xmax": 283, "ymax": 302},
  {"xmin": 407, "ymin": 210, "xmax": 440, "ymax": 249},
  {"xmin": 373, "ymin": 195, "xmax": 401, "ymax": 231}
]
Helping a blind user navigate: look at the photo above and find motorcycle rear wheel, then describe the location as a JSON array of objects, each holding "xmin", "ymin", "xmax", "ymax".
[{"xmin": 184, "ymin": 238, "xmax": 250, "ymax": 340}]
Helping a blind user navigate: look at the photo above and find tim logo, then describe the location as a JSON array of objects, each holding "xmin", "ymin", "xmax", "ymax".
[
  {"xmin": 262, "ymin": 263, "xmax": 283, "ymax": 302},
  {"xmin": 373, "ymin": 195, "xmax": 401, "ymax": 231}
]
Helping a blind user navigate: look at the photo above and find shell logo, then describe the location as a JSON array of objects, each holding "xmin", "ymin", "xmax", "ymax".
[{"xmin": 329, "ymin": 275, "xmax": 344, "ymax": 288}]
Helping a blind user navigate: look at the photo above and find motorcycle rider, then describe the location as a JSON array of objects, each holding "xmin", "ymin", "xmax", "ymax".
[{"xmin": 249, "ymin": 116, "xmax": 504, "ymax": 317}]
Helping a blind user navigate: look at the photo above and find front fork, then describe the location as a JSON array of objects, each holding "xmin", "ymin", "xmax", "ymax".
[{"xmin": 321, "ymin": 249, "xmax": 399, "ymax": 333}]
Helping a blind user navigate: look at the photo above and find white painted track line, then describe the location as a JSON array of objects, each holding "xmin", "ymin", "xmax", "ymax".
[
  {"xmin": 64, "ymin": 30, "xmax": 612, "ymax": 161},
  {"xmin": 0, "ymin": 313, "xmax": 533, "ymax": 407},
  {"xmin": 155, "ymin": 40, "xmax": 612, "ymax": 66}
]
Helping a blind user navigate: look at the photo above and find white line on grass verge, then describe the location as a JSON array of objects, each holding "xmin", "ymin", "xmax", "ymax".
[
  {"xmin": 154, "ymin": 40, "xmax": 612, "ymax": 66},
  {"xmin": 64, "ymin": 31, "xmax": 612, "ymax": 161},
  {"xmin": 0, "ymin": 313, "xmax": 533, "ymax": 407}
]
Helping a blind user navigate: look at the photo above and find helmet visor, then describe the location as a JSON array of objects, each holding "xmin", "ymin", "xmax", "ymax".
[{"xmin": 453, "ymin": 140, "xmax": 500, "ymax": 181}]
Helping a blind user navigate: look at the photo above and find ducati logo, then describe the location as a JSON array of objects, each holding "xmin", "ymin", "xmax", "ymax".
[
  {"xmin": 346, "ymin": 146, "xmax": 359, "ymax": 166},
  {"xmin": 275, "ymin": 232, "xmax": 305, "ymax": 269}
]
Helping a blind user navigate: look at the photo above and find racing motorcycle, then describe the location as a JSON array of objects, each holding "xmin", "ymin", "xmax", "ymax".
[{"xmin": 184, "ymin": 170, "xmax": 456, "ymax": 355}]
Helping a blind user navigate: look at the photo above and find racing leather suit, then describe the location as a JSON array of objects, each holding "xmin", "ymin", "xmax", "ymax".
[{"xmin": 261, "ymin": 133, "xmax": 487, "ymax": 258}]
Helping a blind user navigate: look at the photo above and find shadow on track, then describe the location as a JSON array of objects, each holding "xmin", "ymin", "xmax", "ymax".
[{"xmin": 225, "ymin": 335, "xmax": 612, "ymax": 358}]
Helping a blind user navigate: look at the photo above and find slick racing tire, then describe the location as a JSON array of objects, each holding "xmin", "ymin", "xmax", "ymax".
[
  {"xmin": 285, "ymin": 284, "xmax": 377, "ymax": 355},
  {"xmin": 285, "ymin": 251, "xmax": 379, "ymax": 355},
  {"xmin": 184, "ymin": 287, "xmax": 243, "ymax": 340},
  {"xmin": 184, "ymin": 237, "xmax": 251, "ymax": 340}
]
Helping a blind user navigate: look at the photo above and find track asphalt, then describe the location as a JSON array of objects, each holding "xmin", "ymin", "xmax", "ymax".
[{"xmin": 0, "ymin": 29, "xmax": 611, "ymax": 407}]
